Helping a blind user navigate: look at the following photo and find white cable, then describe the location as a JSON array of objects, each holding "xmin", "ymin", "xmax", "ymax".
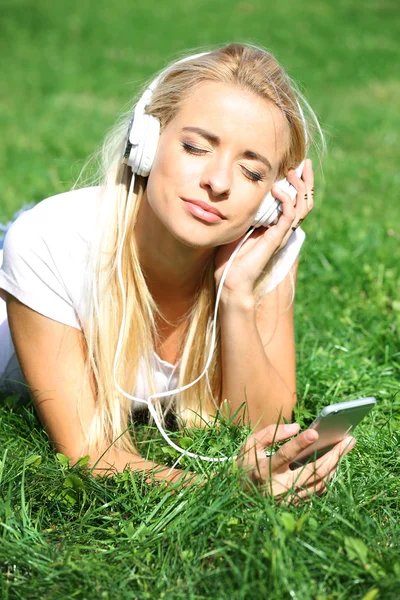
[
  {"xmin": 165, "ymin": 452, "xmax": 185, "ymax": 479},
  {"xmin": 113, "ymin": 171, "xmax": 255, "ymax": 462}
]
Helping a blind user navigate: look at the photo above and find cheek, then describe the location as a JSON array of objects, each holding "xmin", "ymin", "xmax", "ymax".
[
  {"xmin": 231, "ymin": 184, "xmax": 267, "ymax": 223},
  {"xmin": 146, "ymin": 147, "xmax": 174, "ymax": 206},
  {"xmin": 149, "ymin": 145, "xmax": 202, "ymax": 195}
]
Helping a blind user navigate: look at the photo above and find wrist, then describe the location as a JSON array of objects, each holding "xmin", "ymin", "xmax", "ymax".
[{"xmin": 219, "ymin": 289, "xmax": 256, "ymax": 312}]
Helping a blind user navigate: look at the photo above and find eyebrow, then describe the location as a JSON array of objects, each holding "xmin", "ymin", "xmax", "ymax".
[
  {"xmin": 181, "ymin": 126, "xmax": 272, "ymax": 171},
  {"xmin": 182, "ymin": 126, "xmax": 220, "ymax": 144},
  {"xmin": 242, "ymin": 150, "xmax": 272, "ymax": 172}
]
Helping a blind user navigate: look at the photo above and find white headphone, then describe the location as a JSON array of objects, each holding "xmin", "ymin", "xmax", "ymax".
[
  {"xmin": 122, "ymin": 52, "xmax": 307, "ymax": 227},
  {"xmin": 115, "ymin": 52, "xmax": 308, "ymax": 470}
]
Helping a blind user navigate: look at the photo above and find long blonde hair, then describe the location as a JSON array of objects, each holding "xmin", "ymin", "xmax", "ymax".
[{"xmin": 78, "ymin": 43, "xmax": 324, "ymax": 455}]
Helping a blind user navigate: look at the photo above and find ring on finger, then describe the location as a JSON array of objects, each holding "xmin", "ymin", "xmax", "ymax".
[
  {"xmin": 306, "ymin": 189, "xmax": 314, "ymax": 209},
  {"xmin": 291, "ymin": 218, "xmax": 304, "ymax": 232}
]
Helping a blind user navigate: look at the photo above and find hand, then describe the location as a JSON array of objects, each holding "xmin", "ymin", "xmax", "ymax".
[
  {"xmin": 236, "ymin": 422, "xmax": 356, "ymax": 504},
  {"xmin": 274, "ymin": 156, "xmax": 315, "ymax": 251},
  {"xmin": 214, "ymin": 159, "xmax": 315, "ymax": 296}
]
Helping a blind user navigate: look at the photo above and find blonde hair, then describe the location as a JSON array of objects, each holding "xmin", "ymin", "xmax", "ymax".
[{"xmin": 78, "ymin": 43, "xmax": 324, "ymax": 455}]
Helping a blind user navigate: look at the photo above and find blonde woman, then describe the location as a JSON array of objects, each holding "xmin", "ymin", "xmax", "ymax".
[{"xmin": 0, "ymin": 44, "xmax": 356, "ymax": 501}]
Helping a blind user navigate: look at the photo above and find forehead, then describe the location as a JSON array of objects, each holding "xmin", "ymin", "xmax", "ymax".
[{"xmin": 171, "ymin": 80, "xmax": 289, "ymax": 162}]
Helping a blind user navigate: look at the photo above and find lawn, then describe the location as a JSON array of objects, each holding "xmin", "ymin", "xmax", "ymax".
[{"xmin": 0, "ymin": 0, "xmax": 399, "ymax": 598}]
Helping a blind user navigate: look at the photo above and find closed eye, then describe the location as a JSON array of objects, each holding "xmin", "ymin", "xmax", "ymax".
[
  {"xmin": 182, "ymin": 142, "xmax": 208, "ymax": 155},
  {"xmin": 242, "ymin": 166, "xmax": 265, "ymax": 183},
  {"xmin": 183, "ymin": 142, "xmax": 265, "ymax": 183}
]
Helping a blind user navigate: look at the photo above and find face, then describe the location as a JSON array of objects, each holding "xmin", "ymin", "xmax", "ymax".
[{"xmin": 145, "ymin": 81, "xmax": 289, "ymax": 248}]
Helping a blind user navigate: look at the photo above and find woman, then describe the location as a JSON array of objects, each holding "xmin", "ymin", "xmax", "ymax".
[{"xmin": 0, "ymin": 43, "xmax": 356, "ymax": 501}]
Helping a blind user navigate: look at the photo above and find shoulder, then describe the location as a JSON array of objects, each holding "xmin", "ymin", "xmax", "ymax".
[
  {"xmin": 0, "ymin": 186, "xmax": 103, "ymax": 328},
  {"xmin": 13, "ymin": 186, "xmax": 102, "ymax": 239},
  {"xmin": 2, "ymin": 186, "xmax": 103, "ymax": 263}
]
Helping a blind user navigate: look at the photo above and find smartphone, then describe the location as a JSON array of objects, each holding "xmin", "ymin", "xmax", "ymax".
[{"xmin": 289, "ymin": 396, "xmax": 376, "ymax": 470}]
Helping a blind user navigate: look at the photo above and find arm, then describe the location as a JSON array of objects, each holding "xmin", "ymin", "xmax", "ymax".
[
  {"xmin": 215, "ymin": 161, "xmax": 314, "ymax": 431},
  {"xmin": 6, "ymin": 293, "xmax": 355, "ymax": 503},
  {"xmin": 6, "ymin": 293, "xmax": 195, "ymax": 485},
  {"xmin": 220, "ymin": 259, "xmax": 298, "ymax": 431}
]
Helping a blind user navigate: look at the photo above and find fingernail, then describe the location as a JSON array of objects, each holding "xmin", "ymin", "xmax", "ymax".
[
  {"xmin": 306, "ymin": 429, "xmax": 318, "ymax": 442},
  {"xmin": 284, "ymin": 423, "xmax": 299, "ymax": 432}
]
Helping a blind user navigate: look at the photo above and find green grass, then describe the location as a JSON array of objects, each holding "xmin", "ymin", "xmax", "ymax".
[{"xmin": 1, "ymin": 0, "xmax": 399, "ymax": 598}]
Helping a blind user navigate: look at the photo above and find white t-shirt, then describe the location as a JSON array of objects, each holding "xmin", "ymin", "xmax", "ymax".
[{"xmin": 0, "ymin": 186, "xmax": 305, "ymax": 405}]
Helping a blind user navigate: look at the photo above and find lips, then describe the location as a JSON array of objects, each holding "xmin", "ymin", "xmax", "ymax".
[{"xmin": 181, "ymin": 198, "xmax": 225, "ymax": 219}]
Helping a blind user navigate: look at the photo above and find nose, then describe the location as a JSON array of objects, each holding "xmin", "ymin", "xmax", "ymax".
[{"xmin": 199, "ymin": 154, "xmax": 232, "ymax": 198}]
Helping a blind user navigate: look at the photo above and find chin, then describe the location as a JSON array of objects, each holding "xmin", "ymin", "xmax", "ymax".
[{"xmin": 169, "ymin": 223, "xmax": 223, "ymax": 249}]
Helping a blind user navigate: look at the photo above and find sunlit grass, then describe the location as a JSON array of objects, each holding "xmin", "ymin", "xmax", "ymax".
[{"xmin": 1, "ymin": 0, "xmax": 399, "ymax": 598}]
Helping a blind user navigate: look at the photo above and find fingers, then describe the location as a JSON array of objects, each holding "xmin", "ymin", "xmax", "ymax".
[
  {"xmin": 237, "ymin": 423, "xmax": 301, "ymax": 482},
  {"xmin": 297, "ymin": 158, "xmax": 314, "ymax": 211},
  {"xmin": 253, "ymin": 422, "xmax": 300, "ymax": 447},
  {"xmin": 278, "ymin": 439, "xmax": 354, "ymax": 503},
  {"xmin": 313, "ymin": 436, "xmax": 356, "ymax": 472},
  {"xmin": 267, "ymin": 159, "xmax": 314, "ymax": 252},
  {"xmin": 287, "ymin": 158, "xmax": 314, "ymax": 223},
  {"xmin": 287, "ymin": 168, "xmax": 306, "ymax": 214},
  {"xmin": 266, "ymin": 186, "xmax": 297, "ymax": 251},
  {"xmin": 287, "ymin": 481, "xmax": 327, "ymax": 506},
  {"xmin": 239, "ymin": 431, "xmax": 356, "ymax": 500},
  {"xmin": 270, "ymin": 429, "xmax": 319, "ymax": 470},
  {"xmin": 270, "ymin": 184, "xmax": 296, "ymax": 225},
  {"xmin": 289, "ymin": 436, "xmax": 356, "ymax": 489},
  {"xmin": 273, "ymin": 478, "xmax": 327, "ymax": 506},
  {"xmin": 304, "ymin": 158, "xmax": 315, "ymax": 210},
  {"xmin": 294, "ymin": 479, "xmax": 327, "ymax": 501}
]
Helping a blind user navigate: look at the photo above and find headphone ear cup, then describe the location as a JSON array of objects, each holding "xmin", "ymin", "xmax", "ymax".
[
  {"xmin": 136, "ymin": 114, "xmax": 161, "ymax": 177},
  {"xmin": 252, "ymin": 190, "xmax": 282, "ymax": 227},
  {"xmin": 252, "ymin": 166, "xmax": 305, "ymax": 227},
  {"xmin": 126, "ymin": 111, "xmax": 161, "ymax": 176}
]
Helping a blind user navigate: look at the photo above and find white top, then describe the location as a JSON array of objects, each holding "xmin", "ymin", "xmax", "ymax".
[{"xmin": 0, "ymin": 186, "xmax": 305, "ymax": 405}]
